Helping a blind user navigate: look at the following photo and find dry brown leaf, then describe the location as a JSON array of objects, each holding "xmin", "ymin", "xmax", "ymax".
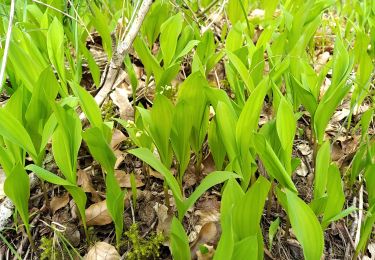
[
  {"xmin": 85, "ymin": 200, "xmax": 112, "ymax": 226},
  {"xmin": 86, "ymin": 242, "xmax": 120, "ymax": 260},
  {"xmin": 111, "ymin": 129, "xmax": 126, "ymax": 149},
  {"xmin": 50, "ymin": 193, "xmax": 70, "ymax": 214},
  {"xmin": 149, "ymin": 168, "xmax": 164, "ymax": 180},
  {"xmin": 77, "ymin": 170, "xmax": 101, "ymax": 202},
  {"xmin": 115, "ymin": 170, "xmax": 144, "ymax": 188},
  {"xmin": 110, "ymin": 87, "xmax": 134, "ymax": 121},
  {"xmin": 190, "ymin": 222, "xmax": 219, "ymax": 258},
  {"xmin": 114, "ymin": 150, "xmax": 125, "ymax": 169},
  {"xmin": 154, "ymin": 202, "xmax": 173, "ymax": 241}
]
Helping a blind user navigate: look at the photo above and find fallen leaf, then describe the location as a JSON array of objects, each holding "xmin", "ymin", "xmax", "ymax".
[
  {"xmin": 86, "ymin": 242, "xmax": 120, "ymax": 260},
  {"xmin": 77, "ymin": 169, "xmax": 101, "ymax": 202},
  {"xmin": 50, "ymin": 193, "xmax": 70, "ymax": 214},
  {"xmin": 314, "ymin": 51, "xmax": 330, "ymax": 72},
  {"xmin": 154, "ymin": 202, "xmax": 173, "ymax": 242},
  {"xmin": 111, "ymin": 129, "xmax": 126, "ymax": 149},
  {"xmin": 190, "ymin": 222, "xmax": 219, "ymax": 258},
  {"xmin": 114, "ymin": 150, "xmax": 125, "ymax": 169},
  {"xmin": 0, "ymin": 169, "xmax": 6, "ymax": 199},
  {"xmin": 115, "ymin": 170, "xmax": 144, "ymax": 188},
  {"xmin": 85, "ymin": 200, "xmax": 112, "ymax": 226},
  {"xmin": 296, "ymin": 161, "xmax": 309, "ymax": 177},
  {"xmin": 110, "ymin": 87, "xmax": 134, "ymax": 121}
]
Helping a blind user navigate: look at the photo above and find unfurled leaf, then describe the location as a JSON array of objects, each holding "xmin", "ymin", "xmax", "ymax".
[
  {"xmin": 160, "ymin": 13, "xmax": 183, "ymax": 67},
  {"xmin": 268, "ymin": 217, "xmax": 280, "ymax": 250},
  {"xmin": 314, "ymin": 141, "xmax": 330, "ymax": 199},
  {"xmin": 170, "ymin": 217, "xmax": 190, "ymax": 260},
  {"xmin": 285, "ymin": 189, "xmax": 324, "ymax": 260},
  {"xmin": 276, "ymin": 97, "xmax": 295, "ymax": 151}
]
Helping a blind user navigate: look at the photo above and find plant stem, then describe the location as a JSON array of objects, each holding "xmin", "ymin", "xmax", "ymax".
[
  {"xmin": 194, "ymin": 150, "xmax": 203, "ymax": 178},
  {"xmin": 284, "ymin": 217, "xmax": 291, "ymax": 240},
  {"xmin": 267, "ymin": 181, "xmax": 275, "ymax": 218},
  {"xmin": 163, "ymin": 181, "xmax": 171, "ymax": 213}
]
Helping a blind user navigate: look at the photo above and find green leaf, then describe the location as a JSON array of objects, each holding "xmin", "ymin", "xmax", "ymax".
[
  {"xmin": 173, "ymin": 40, "xmax": 200, "ymax": 62},
  {"xmin": 47, "ymin": 17, "xmax": 66, "ymax": 89},
  {"xmin": 129, "ymin": 147, "xmax": 183, "ymax": 202},
  {"xmin": 276, "ymin": 97, "xmax": 295, "ymax": 151},
  {"xmin": 216, "ymin": 101, "xmax": 238, "ymax": 162},
  {"xmin": 170, "ymin": 217, "xmax": 191, "ymax": 260},
  {"xmin": 89, "ymin": 2, "xmax": 112, "ymax": 59},
  {"xmin": 26, "ymin": 164, "xmax": 74, "ymax": 186},
  {"xmin": 52, "ymin": 104, "xmax": 82, "ymax": 184},
  {"xmin": 0, "ymin": 109, "xmax": 37, "ymax": 159},
  {"xmin": 253, "ymin": 133, "xmax": 297, "ymax": 192},
  {"xmin": 82, "ymin": 127, "xmax": 116, "ymax": 175},
  {"xmin": 105, "ymin": 171, "xmax": 125, "ymax": 247},
  {"xmin": 232, "ymin": 176, "xmax": 270, "ymax": 239},
  {"xmin": 160, "ymin": 13, "xmax": 183, "ymax": 67},
  {"xmin": 268, "ymin": 217, "xmax": 280, "ymax": 250},
  {"xmin": 285, "ymin": 189, "xmax": 324, "ymax": 260},
  {"xmin": 227, "ymin": 0, "xmax": 250, "ymax": 24},
  {"xmin": 149, "ymin": 94, "xmax": 174, "ymax": 167},
  {"xmin": 321, "ymin": 164, "xmax": 345, "ymax": 228},
  {"xmin": 314, "ymin": 141, "xmax": 330, "ymax": 199},
  {"xmin": 226, "ymin": 50, "xmax": 254, "ymax": 92},
  {"xmin": 236, "ymin": 78, "xmax": 269, "ymax": 158},
  {"xmin": 208, "ymin": 119, "xmax": 226, "ymax": 170},
  {"xmin": 183, "ymin": 171, "xmax": 240, "ymax": 218},
  {"xmin": 71, "ymin": 82, "xmax": 103, "ymax": 129},
  {"xmin": 4, "ymin": 164, "xmax": 30, "ymax": 235},
  {"xmin": 232, "ymin": 235, "xmax": 258, "ymax": 260}
]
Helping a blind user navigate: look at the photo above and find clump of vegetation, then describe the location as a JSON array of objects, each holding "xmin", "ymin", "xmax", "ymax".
[{"xmin": 124, "ymin": 223, "xmax": 164, "ymax": 260}]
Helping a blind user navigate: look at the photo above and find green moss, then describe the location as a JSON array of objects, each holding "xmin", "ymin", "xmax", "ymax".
[{"xmin": 124, "ymin": 223, "xmax": 164, "ymax": 260}]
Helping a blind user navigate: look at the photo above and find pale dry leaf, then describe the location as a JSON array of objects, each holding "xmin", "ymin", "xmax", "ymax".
[
  {"xmin": 319, "ymin": 77, "xmax": 331, "ymax": 100},
  {"xmin": 154, "ymin": 202, "xmax": 173, "ymax": 242},
  {"xmin": 296, "ymin": 161, "xmax": 309, "ymax": 177},
  {"xmin": 110, "ymin": 87, "xmax": 134, "ymax": 121},
  {"xmin": 190, "ymin": 222, "xmax": 219, "ymax": 258},
  {"xmin": 114, "ymin": 150, "xmax": 125, "ymax": 170},
  {"xmin": 110, "ymin": 129, "xmax": 126, "ymax": 149},
  {"xmin": 332, "ymin": 108, "xmax": 350, "ymax": 123},
  {"xmin": 314, "ymin": 51, "xmax": 330, "ymax": 72},
  {"xmin": 50, "ymin": 193, "xmax": 70, "ymax": 214},
  {"xmin": 115, "ymin": 170, "xmax": 144, "ymax": 188},
  {"xmin": 77, "ymin": 170, "xmax": 101, "ymax": 202},
  {"xmin": 85, "ymin": 200, "xmax": 112, "ymax": 226},
  {"xmin": 0, "ymin": 169, "xmax": 6, "ymax": 199},
  {"xmin": 86, "ymin": 242, "xmax": 120, "ymax": 260}
]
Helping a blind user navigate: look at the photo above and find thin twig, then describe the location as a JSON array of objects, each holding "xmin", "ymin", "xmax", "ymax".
[
  {"xmin": 0, "ymin": 0, "xmax": 15, "ymax": 93},
  {"xmin": 354, "ymin": 177, "xmax": 363, "ymax": 248}
]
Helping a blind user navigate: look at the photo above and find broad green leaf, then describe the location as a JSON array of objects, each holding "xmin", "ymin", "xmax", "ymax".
[
  {"xmin": 170, "ymin": 217, "xmax": 190, "ymax": 260},
  {"xmin": 355, "ymin": 205, "xmax": 375, "ymax": 256},
  {"xmin": 232, "ymin": 176, "xmax": 270, "ymax": 239},
  {"xmin": 365, "ymin": 165, "xmax": 375, "ymax": 206},
  {"xmin": 183, "ymin": 171, "xmax": 240, "ymax": 218},
  {"xmin": 232, "ymin": 235, "xmax": 258, "ymax": 260},
  {"xmin": 4, "ymin": 164, "xmax": 30, "ymax": 235},
  {"xmin": 105, "ymin": 171, "xmax": 125, "ymax": 246},
  {"xmin": 208, "ymin": 119, "xmax": 226, "ymax": 170},
  {"xmin": 149, "ymin": 94, "xmax": 174, "ymax": 167},
  {"xmin": 47, "ymin": 18, "xmax": 66, "ymax": 90},
  {"xmin": 160, "ymin": 13, "xmax": 183, "ymax": 67},
  {"xmin": 314, "ymin": 38, "xmax": 354, "ymax": 144},
  {"xmin": 227, "ymin": 0, "xmax": 249, "ymax": 24},
  {"xmin": 285, "ymin": 189, "xmax": 324, "ymax": 260},
  {"xmin": 0, "ymin": 146, "xmax": 14, "ymax": 175},
  {"xmin": 71, "ymin": 83, "xmax": 103, "ymax": 129},
  {"xmin": 129, "ymin": 148, "xmax": 182, "ymax": 202},
  {"xmin": 26, "ymin": 164, "xmax": 74, "ymax": 186},
  {"xmin": 314, "ymin": 141, "xmax": 330, "ymax": 199},
  {"xmin": 171, "ymin": 101, "xmax": 192, "ymax": 179},
  {"xmin": 82, "ymin": 127, "xmax": 116, "ymax": 175},
  {"xmin": 65, "ymin": 186, "xmax": 88, "ymax": 230},
  {"xmin": 89, "ymin": 2, "xmax": 112, "ymax": 59},
  {"xmin": 268, "ymin": 217, "xmax": 280, "ymax": 250},
  {"xmin": 226, "ymin": 50, "xmax": 254, "ymax": 92},
  {"xmin": 173, "ymin": 40, "xmax": 200, "ymax": 62},
  {"xmin": 253, "ymin": 134, "xmax": 297, "ymax": 192},
  {"xmin": 236, "ymin": 78, "xmax": 269, "ymax": 158},
  {"xmin": 276, "ymin": 97, "xmax": 295, "ymax": 151},
  {"xmin": 0, "ymin": 109, "xmax": 37, "ymax": 159},
  {"xmin": 322, "ymin": 164, "xmax": 345, "ymax": 228},
  {"xmin": 216, "ymin": 101, "xmax": 238, "ymax": 162}
]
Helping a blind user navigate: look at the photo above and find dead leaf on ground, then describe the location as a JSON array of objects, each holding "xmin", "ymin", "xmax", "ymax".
[
  {"xmin": 114, "ymin": 150, "xmax": 125, "ymax": 169},
  {"xmin": 111, "ymin": 129, "xmax": 126, "ymax": 149},
  {"xmin": 0, "ymin": 169, "xmax": 6, "ymax": 199},
  {"xmin": 110, "ymin": 87, "xmax": 134, "ymax": 121},
  {"xmin": 85, "ymin": 200, "xmax": 112, "ymax": 226},
  {"xmin": 154, "ymin": 202, "xmax": 173, "ymax": 242},
  {"xmin": 190, "ymin": 222, "xmax": 219, "ymax": 258},
  {"xmin": 77, "ymin": 169, "xmax": 101, "ymax": 202},
  {"xmin": 314, "ymin": 51, "xmax": 330, "ymax": 72},
  {"xmin": 50, "ymin": 193, "xmax": 70, "ymax": 214},
  {"xmin": 115, "ymin": 170, "xmax": 144, "ymax": 188},
  {"xmin": 86, "ymin": 242, "xmax": 120, "ymax": 260}
]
